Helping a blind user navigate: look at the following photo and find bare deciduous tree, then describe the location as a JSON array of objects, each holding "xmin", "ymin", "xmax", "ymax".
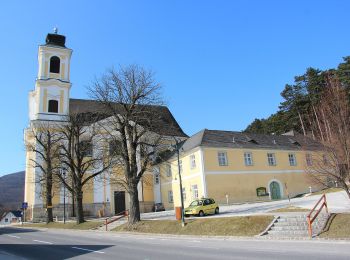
[
  {"xmin": 58, "ymin": 114, "xmax": 113, "ymax": 224},
  {"xmin": 26, "ymin": 123, "xmax": 62, "ymax": 223},
  {"xmin": 89, "ymin": 65, "xmax": 166, "ymax": 224},
  {"xmin": 306, "ymin": 75, "xmax": 350, "ymax": 199}
]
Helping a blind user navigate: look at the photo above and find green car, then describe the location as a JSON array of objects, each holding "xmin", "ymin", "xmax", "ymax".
[{"xmin": 184, "ymin": 198, "xmax": 219, "ymax": 217}]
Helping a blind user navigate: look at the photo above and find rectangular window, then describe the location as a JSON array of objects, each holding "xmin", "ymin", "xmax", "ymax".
[
  {"xmin": 179, "ymin": 160, "xmax": 183, "ymax": 173},
  {"xmin": 168, "ymin": 190, "xmax": 173, "ymax": 203},
  {"xmin": 192, "ymin": 184, "xmax": 199, "ymax": 199},
  {"xmin": 306, "ymin": 153, "xmax": 313, "ymax": 166},
  {"xmin": 109, "ymin": 140, "xmax": 121, "ymax": 156},
  {"xmin": 79, "ymin": 141, "xmax": 93, "ymax": 157},
  {"xmin": 244, "ymin": 152, "xmax": 253, "ymax": 166},
  {"xmin": 267, "ymin": 153, "xmax": 276, "ymax": 166},
  {"xmin": 218, "ymin": 152, "xmax": 228, "ymax": 166},
  {"xmin": 190, "ymin": 154, "xmax": 196, "ymax": 169},
  {"xmin": 288, "ymin": 153, "xmax": 297, "ymax": 166},
  {"xmin": 166, "ymin": 164, "xmax": 172, "ymax": 177},
  {"xmin": 182, "ymin": 187, "xmax": 186, "ymax": 201}
]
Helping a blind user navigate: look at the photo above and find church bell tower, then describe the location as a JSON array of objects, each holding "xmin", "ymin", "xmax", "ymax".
[{"xmin": 29, "ymin": 29, "xmax": 72, "ymax": 121}]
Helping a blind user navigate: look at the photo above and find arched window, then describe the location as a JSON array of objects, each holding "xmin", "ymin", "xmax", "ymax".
[
  {"xmin": 48, "ymin": 100, "xmax": 58, "ymax": 113},
  {"xmin": 49, "ymin": 56, "xmax": 60, "ymax": 73}
]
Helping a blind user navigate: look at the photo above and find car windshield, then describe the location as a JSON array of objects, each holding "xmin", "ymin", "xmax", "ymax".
[{"xmin": 190, "ymin": 200, "xmax": 203, "ymax": 206}]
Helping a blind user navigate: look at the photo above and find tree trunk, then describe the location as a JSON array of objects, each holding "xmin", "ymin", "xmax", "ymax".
[
  {"xmin": 75, "ymin": 191, "xmax": 85, "ymax": 224},
  {"xmin": 340, "ymin": 180, "xmax": 350, "ymax": 199},
  {"xmin": 128, "ymin": 181, "xmax": 141, "ymax": 225},
  {"xmin": 298, "ymin": 111, "xmax": 306, "ymax": 136},
  {"xmin": 46, "ymin": 174, "xmax": 53, "ymax": 224}
]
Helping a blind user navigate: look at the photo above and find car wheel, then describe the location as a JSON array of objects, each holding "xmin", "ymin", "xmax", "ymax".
[
  {"xmin": 185, "ymin": 214, "xmax": 189, "ymax": 218},
  {"xmin": 215, "ymin": 207, "xmax": 219, "ymax": 214},
  {"xmin": 199, "ymin": 210, "xmax": 204, "ymax": 217}
]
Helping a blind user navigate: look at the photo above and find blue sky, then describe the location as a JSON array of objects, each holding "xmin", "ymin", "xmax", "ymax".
[{"xmin": 1, "ymin": 0, "xmax": 349, "ymax": 176}]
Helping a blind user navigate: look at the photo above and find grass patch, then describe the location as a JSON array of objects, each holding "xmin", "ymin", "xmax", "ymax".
[
  {"xmin": 20, "ymin": 221, "xmax": 102, "ymax": 230},
  {"xmin": 269, "ymin": 206, "xmax": 310, "ymax": 213},
  {"xmin": 114, "ymin": 216, "xmax": 273, "ymax": 236},
  {"xmin": 311, "ymin": 188, "xmax": 343, "ymax": 196},
  {"xmin": 320, "ymin": 214, "xmax": 350, "ymax": 239}
]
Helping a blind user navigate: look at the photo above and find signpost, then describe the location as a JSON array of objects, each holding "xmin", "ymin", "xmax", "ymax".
[{"xmin": 22, "ymin": 202, "xmax": 28, "ymax": 224}]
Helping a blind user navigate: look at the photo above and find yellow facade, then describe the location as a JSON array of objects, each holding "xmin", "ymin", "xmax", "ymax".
[{"xmin": 159, "ymin": 145, "xmax": 320, "ymax": 209}]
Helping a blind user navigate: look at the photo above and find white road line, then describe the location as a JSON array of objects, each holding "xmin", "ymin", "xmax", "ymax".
[
  {"xmin": 190, "ymin": 240, "xmax": 201, "ymax": 243},
  {"xmin": 7, "ymin": 235, "xmax": 20, "ymax": 239},
  {"xmin": 71, "ymin": 246, "xmax": 105, "ymax": 254},
  {"xmin": 33, "ymin": 240, "xmax": 53, "ymax": 245}
]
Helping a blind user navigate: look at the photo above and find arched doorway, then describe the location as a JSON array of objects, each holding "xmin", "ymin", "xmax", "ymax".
[{"xmin": 269, "ymin": 181, "xmax": 281, "ymax": 200}]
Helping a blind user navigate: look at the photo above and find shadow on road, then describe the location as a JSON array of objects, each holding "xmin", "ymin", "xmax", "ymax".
[
  {"xmin": 0, "ymin": 226, "xmax": 40, "ymax": 235},
  {"xmin": 0, "ymin": 244, "xmax": 113, "ymax": 259}
]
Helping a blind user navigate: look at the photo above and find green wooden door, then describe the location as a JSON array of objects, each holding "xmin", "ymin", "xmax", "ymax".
[{"xmin": 270, "ymin": 181, "xmax": 281, "ymax": 200}]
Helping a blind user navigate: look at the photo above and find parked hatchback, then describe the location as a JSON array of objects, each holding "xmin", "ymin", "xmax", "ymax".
[{"xmin": 184, "ymin": 198, "xmax": 219, "ymax": 217}]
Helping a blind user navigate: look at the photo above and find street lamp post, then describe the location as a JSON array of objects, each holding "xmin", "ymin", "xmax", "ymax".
[
  {"xmin": 174, "ymin": 138, "xmax": 185, "ymax": 227},
  {"xmin": 62, "ymin": 168, "xmax": 66, "ymax": 224}
]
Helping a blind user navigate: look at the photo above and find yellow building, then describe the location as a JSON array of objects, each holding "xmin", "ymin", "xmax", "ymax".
[
  {"xmin": 24, "ymin": 31, "xmax": 187, "ymax": 221},
  {"xmin": 158, "ymin": 129, "xmax": 323, "ymax": 209}
]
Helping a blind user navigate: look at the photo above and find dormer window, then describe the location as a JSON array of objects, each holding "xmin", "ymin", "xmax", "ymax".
[
  {"xmin": 245, "ymin": 135, "xmax": 258, "ymax": 144},
  {"xmin": 49, "ymin": 56, "xmax": 60, "ymax": 73},
  {"xmin": 48, "ymin": 100, "xmax": 58, "ymax": 113},
  {"xmin": 289, "ymin": 139, "xmax": 301, "ymax": 146}
]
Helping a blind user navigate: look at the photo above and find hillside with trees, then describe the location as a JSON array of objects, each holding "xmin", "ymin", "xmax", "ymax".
[
  {"xmin": 0, "ymin": 171, "xmax": 25, "ymax": 215},
  {"xmin": 245, "ymin": 56, "xmax": 350, "ymax": 135}
]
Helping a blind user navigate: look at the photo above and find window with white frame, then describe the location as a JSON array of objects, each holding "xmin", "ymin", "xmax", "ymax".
[
  {"xmin": 288, "ymin": 153, "xmax": 297, "ymax": 166},
  {"xmin": 182, "ymin": 187, "xmax": 186, "ymax": 201},
  {"xmin": 191, "ymin": 184, "xmax": 199, "ymax": 199},
  {"xmin": 166, "ymin": 164, "xmax": 172, "ymax": 177},
  {"xmin": 244, "ymin": 152, "xmax": 253, "ymax": 166},
  {"xmin": 179, "ymin": 160, "xmax": 183, "ymax": 173},
  {"xmin": 168, "ymin": 190, "xmax": 173, "ymax": 203},
  {"xmin": 218, "ymin": 152, "xmax": 228, "ymax": 166},
  {"xmin": 190, "ymin": 154, "xmax": 196, "ymax": 169},
  {"xmin": 306, "ymin": 153, "xmax": 313, "ymax": 166},
  {"xmin": 267, "ymin": 153, "xmax": 276, "ymax": 166}
]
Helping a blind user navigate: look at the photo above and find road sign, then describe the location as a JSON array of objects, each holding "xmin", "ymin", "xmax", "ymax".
[{"xmin": 22, "ymin": 202, "xmax": 28, "ymax": 209}]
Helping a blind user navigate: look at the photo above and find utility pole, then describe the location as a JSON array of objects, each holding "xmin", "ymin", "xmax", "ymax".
[
  {"xmin": 173, "ymin": 138, "xmax": 185, "ymax": 227},
  {"xmin": 63, "ymin": 168, "xmax": 66, "ymax": 224}
]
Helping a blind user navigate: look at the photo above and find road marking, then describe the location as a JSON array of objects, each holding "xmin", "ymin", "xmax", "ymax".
[
  {"xmin": 190, "ymin": 240, "xmax": 201, "ymax": 243},
  {"xmin": 71, "ymin": 247, "xmax": 105, "ymax": 254},
  {"xmin": 33, "ymin": 240, "xmax": 53, "ymax": 244},
  {"xmin": 7, "ymin": 235, "xmax": 20, "ymax": 239}
]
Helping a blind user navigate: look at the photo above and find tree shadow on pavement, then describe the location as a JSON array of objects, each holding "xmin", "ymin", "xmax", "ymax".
[{"xmin": 0, "ymin": 244, "xmax": 113, "ymax": 260}]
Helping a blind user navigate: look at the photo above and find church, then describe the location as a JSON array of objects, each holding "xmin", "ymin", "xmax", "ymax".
[{"xmin": 24, "ymin": 31, "xmax": 187, "ymax": 221}]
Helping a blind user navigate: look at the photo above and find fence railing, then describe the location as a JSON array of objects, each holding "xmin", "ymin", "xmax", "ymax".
[
  {"xmin": 105, "ymin": 210, "xmax": 129, "ymax": 231},
  {"xmin": 307, "ymin": 194, "xmax": 328, "ymax": 238}
]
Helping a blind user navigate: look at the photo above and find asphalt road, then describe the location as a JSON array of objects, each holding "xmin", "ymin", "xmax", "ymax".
[{"xmin": 1, "ymin": 226, "xmax": 350, "ymax": 260}]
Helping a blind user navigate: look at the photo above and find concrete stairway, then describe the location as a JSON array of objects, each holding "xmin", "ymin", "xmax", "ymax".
[{"xmin": 263, "ymin": 213, "xmax": 329, "ymax": 238}]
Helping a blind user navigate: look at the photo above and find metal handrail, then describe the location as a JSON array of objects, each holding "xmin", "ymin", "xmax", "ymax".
[
  {"xmin": 105, "ymin": 210, "xmax": 129, "ymax": 231},
  {"xmin": 307, "ymin": 194, "xmax": 328, "ymax": 238}
]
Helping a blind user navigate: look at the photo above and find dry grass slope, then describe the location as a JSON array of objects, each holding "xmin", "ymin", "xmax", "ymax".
[
  {"xmin": 20, "ymin": 221, "xmax": 102, "ymax": 230},
  {"xmin": 320, "ymin": 214, "xmax": 350, "ymax": 238},
  {"xmin": 114, "ymin": 216, "xmax": 273, "ymax": 236}
]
